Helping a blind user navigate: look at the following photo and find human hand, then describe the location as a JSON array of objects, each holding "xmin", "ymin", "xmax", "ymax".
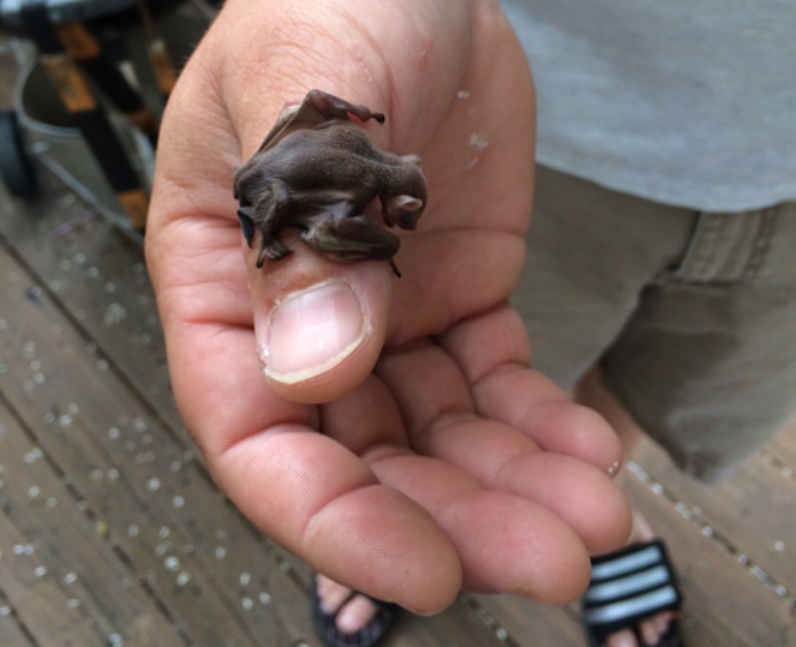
[{"xmin": 146, "ymin": 0, "xmax": 630, "ymax": 614}]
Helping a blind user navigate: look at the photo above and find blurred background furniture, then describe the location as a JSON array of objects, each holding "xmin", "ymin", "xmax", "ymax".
[{"xmin": 0, "ymin": 0, "xmax": 216, "ymax": 230}]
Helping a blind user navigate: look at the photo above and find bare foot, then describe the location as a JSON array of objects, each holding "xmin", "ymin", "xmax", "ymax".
[
  {"xmin": 315, "ymin": 574, "xmax": 382, "ymax": 634},
  {"xmin": 602, "ymin": 511, "xmax": 676, "ymax": 647}
]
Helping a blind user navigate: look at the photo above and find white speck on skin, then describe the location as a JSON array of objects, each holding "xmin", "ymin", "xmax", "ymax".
[
  {"xmin": 457, "ymin": 90, "xmax": 470, "ymax": 99},
  {"xmin": 468, "ymin": 132, "xmax": 489, "ymax": 151}
]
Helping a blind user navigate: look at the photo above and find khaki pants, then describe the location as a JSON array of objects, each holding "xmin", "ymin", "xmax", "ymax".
[{"xmin": 512, "ymin": 166, "xmax": 796, "ymax": 482}]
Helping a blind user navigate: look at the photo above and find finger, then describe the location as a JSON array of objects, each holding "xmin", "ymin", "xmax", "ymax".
[
  {"xmin": 411, "ymin": 417, "xmax": 631, "ymax": 555},
  {"xmin": 321, "ymin": 380, "xmax": 591, "ymax": 602},
  {"xmin": 374, "ymin": 341, "xmax": 630, "ymax": 556},
  {"xmin": 438, "ymin": 304, "xmax": 624, "ymax": 474},
  {"xmin": 245, "ymin": 232, "xmax": 395, "ymax": 403},
  {"xmin": 370, "ymin": 453, "xmax": 591, "ymax": 603},
  {"xmin": 212, "ymin": 25, "xmax": 404, "ymax": 404},
  {"xmin": 211, "ymin": 425, "xmax": 462, "ymax": 614},
  {"xmin": 347, "ymin": 348, "xmax": 593, "ymax": 602}
]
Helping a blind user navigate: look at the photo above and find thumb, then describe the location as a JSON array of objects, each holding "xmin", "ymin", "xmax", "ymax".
[{"xmin": 246, "ymin": 229, "xmax": 394, "ymax": 404}]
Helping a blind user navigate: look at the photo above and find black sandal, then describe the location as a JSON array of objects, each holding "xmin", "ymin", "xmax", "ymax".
[
  {"xmin": 582, "ymin": 540, "xmax": 683, "ymax": 647},
  {"xmin": 310, "ymin": 575, "xmax": 401, "ymax": 647}
]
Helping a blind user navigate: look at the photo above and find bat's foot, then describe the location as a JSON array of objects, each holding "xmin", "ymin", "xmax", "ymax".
[{"xmin": 256, "ymin": 240, "xmax": 293, "ymax": 268}]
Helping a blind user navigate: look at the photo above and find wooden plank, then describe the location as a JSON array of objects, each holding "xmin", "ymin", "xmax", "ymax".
[
  {"xmin": 381, "ymin": 597, "xmax": 509, "ymax": 647},
  {"xmin": 0, "ymin": 245, "xmax": 322, "ymax": 647},
  {"xmin": 633, "ymin": 437, "xmax": 796, "ymax": 598},
  {"xmin": 765, "ymin": 418, "xmax": 796, "ymax": 472},
  {"xmin": 0, "ymin": 404, "xmax": 185, "ymax": 647},
  {"xmin": 0, "ymin": 590, "xmax": 36, "ymax": 647},
  {"xmin": 624, "ymin": 460, "xmax": 795, "ymax": 647},
  {"xmin": 473, "ymin": 593, "xmax": 585, "ymax": 646},
  {"xmin": 0, "ymin": 178, "xmax": 185, "ymax": 437}
]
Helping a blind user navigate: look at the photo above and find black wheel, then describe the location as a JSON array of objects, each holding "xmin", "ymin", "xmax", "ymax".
[{"xmin": 0, "ymin": 109, "xmax": 40, "ymax": 199}]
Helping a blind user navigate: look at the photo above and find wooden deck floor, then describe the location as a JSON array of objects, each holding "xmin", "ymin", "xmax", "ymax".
[{"xmin": 2, "ymin": 39, "xmax": 795, "ymax": 647}]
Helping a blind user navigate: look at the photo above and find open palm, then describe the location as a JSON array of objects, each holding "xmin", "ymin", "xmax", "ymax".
[{"xmin": 147, "ymin": 0, "xmax": 630, "ymax": 614}]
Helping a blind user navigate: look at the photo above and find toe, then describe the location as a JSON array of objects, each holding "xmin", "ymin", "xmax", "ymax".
[
  {"xmin": 336, "ymin": 596, "xmax": 381, "ymax": 634},
  {"xmin": 315, "ymin": 575, "xmax": 383, "ymax": 635},
  {"xmin": 640, "ymin": 611, "xmax": 676, "ymax": 646},
  {"xmin": 605, "ymin": 628, "xmax": 638, "ymax": 647},
  {"xmin": 316, "ymin": 575, "xmax": 354, "ymax": 614}
]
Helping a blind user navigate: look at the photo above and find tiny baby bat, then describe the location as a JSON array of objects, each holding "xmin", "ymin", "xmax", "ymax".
[{"xmin": 233, "ymin": 89, "xmax": 427, "ymax": 276}]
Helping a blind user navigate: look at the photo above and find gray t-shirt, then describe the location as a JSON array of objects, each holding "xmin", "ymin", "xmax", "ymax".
[{"xmin": 500, "ymin": 0, "xmax": 796, "ymax": 211}]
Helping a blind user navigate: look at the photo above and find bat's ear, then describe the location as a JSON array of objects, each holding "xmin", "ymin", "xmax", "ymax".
[
  {"xmin": 237, "ymin": 208, "xmax": 255, "ymax": 248},
  {"xmin": 257, "ymin": 102, "xmax": 303, "ymax": 153}
]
